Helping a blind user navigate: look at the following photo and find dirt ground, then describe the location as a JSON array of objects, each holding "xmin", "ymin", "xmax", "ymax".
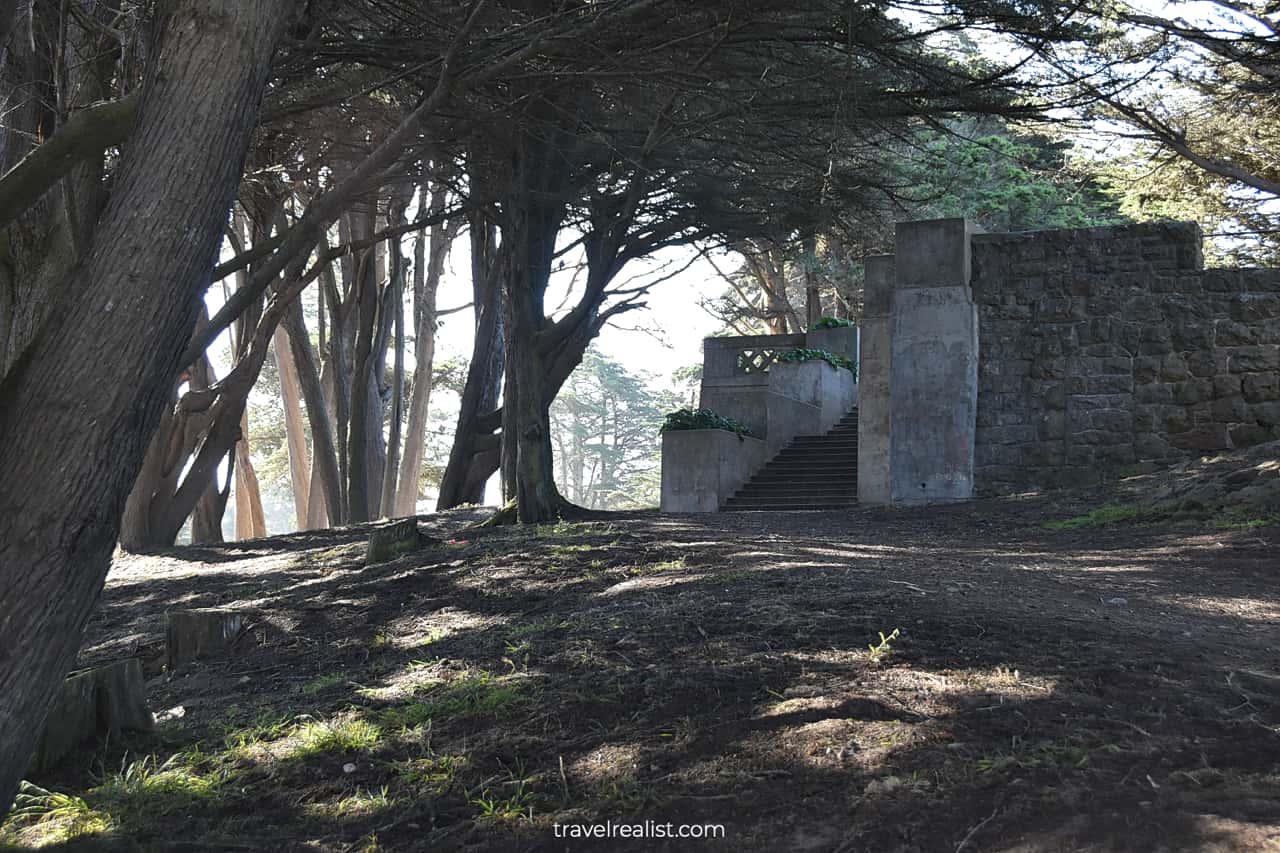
[{"xmin": 4, "ymin": 486, "xmax": 1279, "ymax": 852}]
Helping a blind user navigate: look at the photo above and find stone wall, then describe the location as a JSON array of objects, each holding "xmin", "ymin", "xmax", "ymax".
[{"xmin": 971, "ymin": 222, "xmax": 1280, "ymax": 494}]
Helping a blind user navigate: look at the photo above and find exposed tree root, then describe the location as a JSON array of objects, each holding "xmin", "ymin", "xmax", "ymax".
[{"xmin": 473, "ymin": 496, "xmax": 606, "ymax": 528}]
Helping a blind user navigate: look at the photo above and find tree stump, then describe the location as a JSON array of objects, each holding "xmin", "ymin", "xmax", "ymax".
[
  {"xmin": 366, "ymin": 518, "xmax": 431, "ymax": 565},
  {"xmin": 166, "ymin": 609, "xmax": 246, "ymax": 670},
  {"xmin": 30, "ymin": 659, "xmax": 154, "ymax": 774}
]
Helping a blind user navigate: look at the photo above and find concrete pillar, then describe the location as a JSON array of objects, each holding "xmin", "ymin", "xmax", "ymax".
[
  {"xmin": 888, "ymin": 218, "xmax": 979, "ymax": 504},
  {"xmin": 857, "ymin": 255, "xmax": 894, "ymax": 505}
]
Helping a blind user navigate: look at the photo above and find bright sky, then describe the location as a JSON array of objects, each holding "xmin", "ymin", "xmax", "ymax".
[{"xmin": 427, "ymin": 237, "xmax": 725, "ymax": 389}]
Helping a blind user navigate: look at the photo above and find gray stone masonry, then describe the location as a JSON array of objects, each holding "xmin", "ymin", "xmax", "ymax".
[{"xmin": 970, "ymin": 221, "xmax": 1280, "ymax": 494}]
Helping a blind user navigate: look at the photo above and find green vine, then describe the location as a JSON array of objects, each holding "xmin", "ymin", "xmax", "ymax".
[
  {"xmin": 776, "ymin": 347, "xmax": 857, "ymax": 378},
  {"xmin": 659, "ymin": 408, "xmax": 754, "ymax": 438}
]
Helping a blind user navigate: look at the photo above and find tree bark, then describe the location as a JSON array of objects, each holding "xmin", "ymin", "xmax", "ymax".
[
  {"xmin": 0, "ymin": 0, "xmax": 289, "ymax": 816},
  {"xmin": 379, "ymin": 183, "xmax": 413, "ymax": 517},
  {"xmin": 346, "ymin": 206, "xmax": 381, "ymax": 522},
  {"xmin": 284, "ymin": 297, "xmax": 339, "ymax": 527},
  {"xmin": 274, "ymin": 325, "xmax": 311, "ymax": 528},
  {"xmin": 437, "ymin": 216, "xmax": 504, "ymax": 509},
  {"xmin": 394, "ymin": 189, "xmax": 455, "ymax": 516},
  {"xmin": 234, "ymin": 409, "xmax": 268, "ymax": 540}
]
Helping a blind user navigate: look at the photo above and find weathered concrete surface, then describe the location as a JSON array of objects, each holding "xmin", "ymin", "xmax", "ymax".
[
  {"xmin": 660, "ymin": 429, "xmax": 769, "ymax": 512},
  {"xmin": 897, "ymin": 217, "xmax": 974, "ymax": 288},
  {"xmin": 858, "ymin": 255, "xmax": 894, "ymax": 505},
  {"xmin": 889, "ymin": 219, "xmax": 979, "ymax": 504},
  {"xmin": 806, "ymin": 325, "xmax": 860, "ymax": 365},
  {"xmin": 768, "ymin": 359, "xmax": 857, "ymax": 446}
]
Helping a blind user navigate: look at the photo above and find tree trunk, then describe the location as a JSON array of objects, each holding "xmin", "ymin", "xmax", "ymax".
[
  {"xmin": 190, "ymin": 452, "xmax": 233, "ymax": 544},
  {"xmin": 437, "ymin": 217, "xmax": 504, "ymax": 509},
  {"xmin": 234, "ymin": 409, "xmax": 268, "ymax": 540},
  {"xmin": 284, "ymin": 297, "xmax": 340, "ymax": 527},
  {"xmin": 394, "ymin": 191, "xmax": 454, "ymax": 516},
  {"xmin": 504, "ymin": 128, "xmax": 572, "ymax": 522},
  {"xmin": 346, "ymin": 206, "xmax": 382, "ymax": 522},
  {"xmin": 0, "ymin": 0, "xmax": 288, "ymax": 816},
  {"xmin": 274, "ymin": 325, "xmax": 311, "ymax": 528},
  {"xmin": 379, "ymin": 183, "xmax": 413, "ymax": 517}
]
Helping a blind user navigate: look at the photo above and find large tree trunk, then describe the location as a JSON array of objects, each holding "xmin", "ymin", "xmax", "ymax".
[
  {"xmin": 346, "ymin": 205, "xmax": 382, "ymax": 523},
  {"xmin": 437, "ymin": 217, "xmax": 504, "ymax": 509},
  {"xmin": 0, "ymin": 0, "xmax": 288, "ymax": 817},
  {"xmin": 503, "ymin": 125, "xmax": 573, "ymax": 523}
]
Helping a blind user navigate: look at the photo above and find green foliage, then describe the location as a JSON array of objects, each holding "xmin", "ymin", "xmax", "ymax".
[
  {"xmin": 867, "ymin": 628, "xmax": 900, "ymax": 663},
  {"xmin": 287, "ymin": 717, "xmax": 383, "ymax": 758},
  {"xmin": 903, "ymin": 124, "xmax": 1126, "ymax": 232},
  {"xmin": 776, "ymin": 348, "xmax": 857, "ymax": 378},
  {"xmin": 1043, "ymin": 502, "xmax": 1152, "ymax": 530},
  {"xmin": 809, "ymin": 316, "xmax": 854, "ymax": 330},
  {"xmin": 382, "ymin": 675, "xmax": 527, "ymax": 728},
  {"xmin": 551, "ymin": 347, "xmax": 679, "ymax": 510},
  {"xmin": 659, "ymin": 408, "xmax": 754, "ymax": 438}
]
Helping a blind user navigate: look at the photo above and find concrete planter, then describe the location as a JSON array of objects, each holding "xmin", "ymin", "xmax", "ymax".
[{"xmin": 660, "ymin": 429, "xmax": 769, "ymax": 512}]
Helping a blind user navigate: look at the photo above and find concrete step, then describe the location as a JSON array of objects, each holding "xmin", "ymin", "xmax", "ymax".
[
  {"xmin": 719, "ymin": 407, "xmax": 860, "ymax": 512},
  {"xmin": 749, "ymin": 471, "xmax": 857, "ymax": 481},
  {"xmin": 727, "ymin": 499, "xmax": 855, "ymax": 504},
  {"xmin": 735, "ymin": 482, "xmax": 857, "ymax": 493},
  {"xmin": 769, "ymin": 454, "xmax": 859, "ymax": 464}
]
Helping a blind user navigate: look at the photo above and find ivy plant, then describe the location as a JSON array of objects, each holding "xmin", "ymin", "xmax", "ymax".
[
  {"xmin": 776, "ymin": 347, "xmax": 857, "ymax": 378},
  {"xmin": 659, "ymin": 408, "xmax": 754, "ymax": 438}
]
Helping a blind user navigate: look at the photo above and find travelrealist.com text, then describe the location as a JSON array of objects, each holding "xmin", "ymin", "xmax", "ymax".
[{"xmin": 553, "ymin": 821, "xmax": 726, "ymax": 839}]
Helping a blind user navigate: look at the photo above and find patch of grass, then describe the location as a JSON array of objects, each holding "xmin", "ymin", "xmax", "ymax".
[
  {"xmin": 627, "ymin": 557, "xmax": 685, "ymax": 576},
  {"xmin": 536, "ymin": 520, "xmax": 592, "ymax": 539},
  {"xmin": 976, "ymin": 739, "xmax": 1092, "ymax": 774},
  {"xmin": 287, "ymin": 717, "xmax": 383, "ymax": 759},
  {"xmin": 1043, "ymin": 502, "xmax": 1155, "ymax": 530},
  {"xmin": 507, "ymin": 619, "xmax": 558, "ymax": 641},
  {"xmin": 391, "ymin": 754, "xmax": 468, "ymax": 794},
  {"xmin": 1212, "ymin": 506, "xmax": 1280, "ymax": 530},
  {"xmin": 84, "ymin": 754, "xmax": 227, "ymax": 835},
  {"xmin": 470, "ymin": 762, "xmax": 537, "ymax": 823},
  {"xmin": 301, "ymin": 672, "xmax": 347, "ymax": 695},
  {"xmin": 309, "ymin": 786, "xmax": 394, "ymax": 819},
  {"xmin": 548, "ymin": 543, "xmax": 594, "ymax": 556},
  {"xmin": 382, "ymin": 675, "xmax": 528, "ymax": 729},
  {"xmin": 220, "ymin": 710, "xmax": 294, "ymax": 753},
  {"xmin": 0, "ymin": 783, "xmax": 112, "ymax": 847}
]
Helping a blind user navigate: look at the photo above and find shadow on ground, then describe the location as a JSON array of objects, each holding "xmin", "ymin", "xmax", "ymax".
[{"xmin": 6, "ymin": 496, "xmax": 1279, "ymax": 852}]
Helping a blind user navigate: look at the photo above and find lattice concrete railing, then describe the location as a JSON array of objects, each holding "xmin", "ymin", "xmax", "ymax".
[{"xmin": 703, "ymin": 334, "xmax": 806, "ymax": 383}]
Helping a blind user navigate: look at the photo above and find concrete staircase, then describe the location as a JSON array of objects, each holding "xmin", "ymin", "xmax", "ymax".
[{"xmin": 722, "ymin": 409, "xmax": 858, "ymax": 510}]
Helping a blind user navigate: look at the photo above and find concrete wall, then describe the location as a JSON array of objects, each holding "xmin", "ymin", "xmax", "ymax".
[
  {"xmin": 697, "ymin": 330, "xmax": 858, "ymax": 449},
  {"xmin": 858, "ymin": 255, "xmax": 894, "ymax": 504},
  {"xmin": 888, "ymin": 219, "xmax": 979, "ymax": 504},
  {"xmin": 971, "ymin": 222, "xmax": 1280, "ymax": 493},
  {"xmin": 659, "ymin": 429, "xmax": 770, "ymax": 512}
]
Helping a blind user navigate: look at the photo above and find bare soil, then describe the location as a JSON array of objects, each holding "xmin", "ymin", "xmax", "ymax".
[{"xmin": 6, "ymin": 487, "xmax": 1280, "ymax": 852}]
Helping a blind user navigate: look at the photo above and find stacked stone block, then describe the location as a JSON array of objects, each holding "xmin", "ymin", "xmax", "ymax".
[{"xmin": 970, "ymin": 222, "xmax": 1280, "ymax": 494}]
